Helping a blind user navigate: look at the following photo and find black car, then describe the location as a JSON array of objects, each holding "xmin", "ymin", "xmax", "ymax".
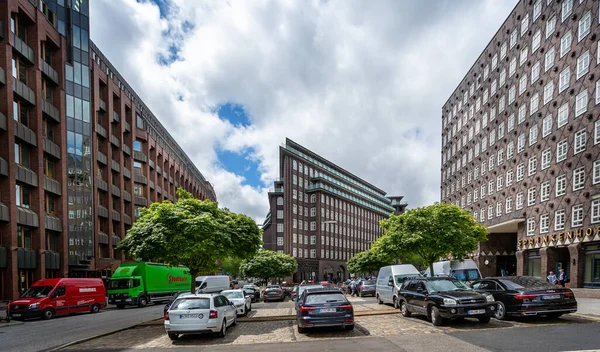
[
  {"xmin": 397, "ymin": 277, "xmax": 496, "ymax": 326},
  {"xmin": 472, "ymin": 276, "xmax": 578, "ymax": 320},
  {"xmin": 296, "ymin": 288, "xmax": 354, "ymax": 333},
  {"xmin": 358, "ymin": 280, "xmax": 376, "ymax": 297},
  {"xmin": 263, "ymin": 285, "xmax": 286, "ymax": 302},
  {"xmin": 242, "ymin": 288, "xmax": 258, "ymax": 303},
  {"xmin": 164, "ymin": 291, "xmax": 189, "ymax": 314}
]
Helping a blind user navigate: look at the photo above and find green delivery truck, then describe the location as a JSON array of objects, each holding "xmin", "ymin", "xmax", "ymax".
[{"xmin": 107, "ymin": 262, "xmax": 191, "ymax": 308}]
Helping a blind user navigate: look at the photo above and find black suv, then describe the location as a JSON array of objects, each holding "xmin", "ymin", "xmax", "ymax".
[{"xmin": 397, "ymin": 277, "xmax": 496, "ymax": 326}]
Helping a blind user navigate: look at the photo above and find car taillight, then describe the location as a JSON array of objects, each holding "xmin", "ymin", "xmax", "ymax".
[
  {"xmin": 299, "ymin": 306, "xmax": 316, "ymax": 312},
  {"xmin": 277, "ymin": 289, "xmax": 282, "ymax": 293},
  {"xmin": 563, "ymin": 292, "xmax": 574, "ymax": 297},
  {"xmin": 514, "ymin": 294, "xmax": 538, "ymax": 300},
  {"xmin": 209, "ymin": 310, "xmax": 218, "ymax": 319},
  {"xmin": 164, "ymin": 312, "xmax": 169, "ymax": 321},
  {"xmin": 340, "ymin": 304, "xmax": 353, "ymax": 312}
]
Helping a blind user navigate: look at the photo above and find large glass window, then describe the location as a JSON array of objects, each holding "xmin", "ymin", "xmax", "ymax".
[
  {"xmin": 527, "ymin": 251, "xmax": 542, "ymax": 279},
  {"xmin": 133, "ymin": 140, "xmax": 142, "ymax": 152},
  {"xmin": 13, "ymin": 99, "xmax": 29, "ymax": 126},
  {"xmin": 16, "ymin": 226, "xmax": 32, "ymax": 249},
  {"xmin": 14, "ymin": 143, "xmax": 30, "ymax": 168}
]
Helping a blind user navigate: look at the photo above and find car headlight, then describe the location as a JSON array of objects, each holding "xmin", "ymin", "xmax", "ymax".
[
  {"xmin": 29, "ymin": 303, "xmax": 40, "ymax": 310},
  {"xmin": 443, "ymin": 298, "xmax": 457, "ymax": 306},
  {"xmin": 486, "ymin": 294, "xmax": 495, "ymax": 303}
]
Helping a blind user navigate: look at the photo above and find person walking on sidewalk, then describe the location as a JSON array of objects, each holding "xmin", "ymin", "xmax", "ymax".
[
  {"xmin": 547, "ymin": 271, "xmax": 557, "ymax": 285},
  {"xmin": 558, "ymin": 268, "xmax": 568, "ymax": 287}
]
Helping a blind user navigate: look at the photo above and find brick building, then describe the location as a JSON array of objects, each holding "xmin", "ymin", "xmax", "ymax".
[
  {"xmin": 262, "ymin": 139, "xmax": 407, "ymax": 283},
  {"xmin": 441, "ymin": 0, "xmax": 600, "ymax": 287},
  {"xmin": 0, "ymin": 0, "xmax": 216, "ymax": 300}
]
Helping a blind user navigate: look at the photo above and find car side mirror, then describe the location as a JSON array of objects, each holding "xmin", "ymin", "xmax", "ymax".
[{"xmin": 230, "ymin": 302, "xmax": 235, "ymax": 306}]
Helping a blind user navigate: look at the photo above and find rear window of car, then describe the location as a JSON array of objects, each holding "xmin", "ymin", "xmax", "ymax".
[
  {"xmin": 267, "ymin": 286, "xmax": 280, "ymax": 289},
  {"xmin": 362, "ymin": 280, "xmax": 376, "ymax": 285},
  {"xmin": 305, "ymin": 293, "xmax": 347, "ymax": 304},
  {"xmin": 499, "ymin": 277, "xmax": 555, "ymax": 290},
  {"xmin": 171, "ymin": 297, "xmax": 210, "ymax": 310}
]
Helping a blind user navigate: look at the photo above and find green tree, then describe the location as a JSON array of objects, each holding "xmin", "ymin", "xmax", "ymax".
[
  {"xmin": 118, "ymin": 189, "xmax": 262, "ymax": 293},
  {"xmin": 377, "ymin": 203, "xmax": 487, "ymax": 276},
  {"xmin": 239, "ymin": 250, "xmax": 297, "ymax": 283},
  {"xmin": 347, "ymin": 249, "xmax": 393, "ymax": 276},
  {"xmin": 221, "ymin": 257, "xmax": 243, "ymax": 278}
]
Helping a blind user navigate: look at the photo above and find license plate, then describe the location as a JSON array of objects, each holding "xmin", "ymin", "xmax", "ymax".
[
  {"xmin": 542, "ymin": 295, "xmax": 561, "ymax": 300},
  {"xmin": 319, "ymin": 308, "xmax": 336, "ymax": 313},
  {"xmin": 12, "ymin": 314, "xmax": 21, "ymax": 317},
  {"xmin": 467, "ymin": 309, "xmax": 486, "ymax": 315},
  {"xmin": 179, "ymin": 314, "xmax": 198, "ymax": 319}
]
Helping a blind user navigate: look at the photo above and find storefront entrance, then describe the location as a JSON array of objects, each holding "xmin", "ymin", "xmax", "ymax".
[
  {"xmin": 584, "ymin": 244, "xmax": 600, "ymax": 288},
  {"xmin": 495, "ymin": 256, "xmax": 517, "ymax": 276}
]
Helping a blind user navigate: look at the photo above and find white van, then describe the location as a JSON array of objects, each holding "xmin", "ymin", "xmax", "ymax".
[
  {"xmin": 375, "ymin": 264, "xmax": 422, "ymax": 309},
  {"xmin": 423, "ymin": 259, "xmax": 482, "ymax": 282},
  {"xmin": 195, "ymin": 275, "xmax": 230, "ymax": 294}
]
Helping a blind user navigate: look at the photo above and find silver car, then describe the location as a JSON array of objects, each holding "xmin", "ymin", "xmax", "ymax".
[
  {"xmin": 221, "ymin": 289, "xmax": 252, "ymax": 316},
  {"xmin": 164, "ymin": 293, "xmax": 237, "ymax": 341}
]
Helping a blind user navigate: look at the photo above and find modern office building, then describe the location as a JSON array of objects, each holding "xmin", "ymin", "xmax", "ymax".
[
  {"xmin": 262, "ymin": 138, "xmax": 407, "ymax": 282},
  {"xmin": 441, "ymin": 0, "xmax": 600, "ymax": 287},
  {"xmin": 0, "ymin": 0, "xmax": 216, "ymax": 300}
]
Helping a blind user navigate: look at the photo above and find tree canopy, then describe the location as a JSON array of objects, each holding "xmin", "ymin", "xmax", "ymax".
[
  {"xmin": 376, "ymin": 203, "xmax": 487, "ymax": 276},
  {"xmin": 239, "ymin": 250, "xmax": 297, "ymax": 282},
  {"xmin": 118, "ymin": 189, "xmax": 262, "ymax": 292},
  {"xmin": 347, "ymin": 249, "xmax": 393, "ymax": 275},
  {"xmin": 221, "ymin": 257, "xmax": 243, "ymax": 278}
]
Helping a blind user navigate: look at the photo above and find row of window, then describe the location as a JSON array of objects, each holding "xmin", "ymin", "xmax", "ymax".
[
  {"xmin": 526, "ymin": 199, "xmax": 600, "ymax": 235},
  {"xmin": 290, "ymin": 247, "xmax": 359, "ymax": 261}
]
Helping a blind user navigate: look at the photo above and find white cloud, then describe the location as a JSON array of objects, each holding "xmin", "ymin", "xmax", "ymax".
[{"xmin": 90, "ymin": 0, "xmax": 518, "ymax": 222}]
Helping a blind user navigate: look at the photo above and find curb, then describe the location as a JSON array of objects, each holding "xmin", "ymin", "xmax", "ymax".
[
  {"xmin": 0, "ymin": 321, "xmax": 25, "ymax": 328},
  {"xmin": 48, "ymin": 323, "xmax": 145, "ymax": 351}
]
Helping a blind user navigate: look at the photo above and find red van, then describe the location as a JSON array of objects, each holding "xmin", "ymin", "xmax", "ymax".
[{"xmin": 9, "ymin": 278, "xmax": 106, "ymax": 320}]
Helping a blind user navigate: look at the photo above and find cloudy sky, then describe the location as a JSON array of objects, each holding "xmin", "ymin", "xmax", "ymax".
[{"xmin": 90, "ymin": 0, "xmax": 518, "ymax": 223}]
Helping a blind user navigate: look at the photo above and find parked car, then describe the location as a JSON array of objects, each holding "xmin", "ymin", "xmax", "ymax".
[
  {"xmin": 164, "ymin": 293, "xmax": 237, "ymax": 341},
  {"xmin": 359, "ymin": 280, "xmax": 376, "ymax": 297},
  {"xmin": 376, "ymin": 264, "xmax": 422, "ymax": 308},
  {"xmin": 221, "ymin": 289, "xmax": 252, "ymax": 316},
  {"xmin": 397, "ymin": 277, "xmax": 496, "ymax": 326},
  {"xmin": 263, "ymin": 285, "xmax": 286, "ymax": 302},
  {"xmin": 472, "ymin": 276, "xmax": 578, "ymax": 320},
  {"xmin": 9, "ymin": 278, "xmax": 106, "ymax": 320},
  {"xmin": 196, "ymin": 276, "xmax": 230, "ymax": 294},
  {"xmin": 242, "ymin": 284, "xmax": 261, "ymax": 297},
  {"xmin": 423, "ymin": 259, "xmax": 482, "ymax": 283},
  {"xmin": 295, "ymin": 287, "xmax": 354, "ymax": 333},
  {"xmin": 242, "ymin": 288, "xmax": 258, "ymax": 303},
  {"xmin": 290, "ymin": 286, "xmax": 299, "ymax": 301},
  {"xmin": 294, "ymin": 284, "xmax": 323, "ymax": 302},
  {"xmin": 164, "ymin": 291, "xmax": 189, "ymax": 314}
]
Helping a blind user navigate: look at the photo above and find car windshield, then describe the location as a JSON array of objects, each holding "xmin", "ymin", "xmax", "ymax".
[
  {"xmin": 451, "ymin": 269, "xmax": 480, "ymax": 281},
  {"xmin": 222, "ymin": 291, "xmax": 244, "ymax": 299},
  {"xmin": 267, "ymin": 285, "xmax": 280, "ymax": 289},
  {"xmin": 395, "ymin": 274, "xmax": 416, "ymax": 285},
  {"xmin": 305, "ymin": 293, "xmax": 347, "ymax": 304},
  {"xmin": 426, "ymin": 279, "xmax": 471, "ymax": 293},
  {"xmin": 243, "ymin": 285, "xmax": 254, "ymax": 289},
  {"xmin": 108, "ymin": 278, "xmax": 131, "ymax": 289},
  {"xmin": 21, "ymin": 286, "xmax": 54, "ymax": 298},
  {"xmin": 170, "ymin": 297, "xmax": 210, "ymax": 310},
  {"xmin": 362, "ymin": 280, "xmax": 376, "ymax": 285},
  {"xmin": 499, "ymin": 277, "xmax": 556, "ymax": 290}
]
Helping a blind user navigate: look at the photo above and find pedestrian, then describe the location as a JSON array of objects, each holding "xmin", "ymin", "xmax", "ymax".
[
  {"xmin": 558, "ymin": 268, "xmax": 568, "ymax": 288},
  {"xmin": 547, "ymin": 271, "xmax": 557, "ymax": 285},
  {"xmin": 350, "ymin": 279, "xmax": 358, "ymax": 297}
]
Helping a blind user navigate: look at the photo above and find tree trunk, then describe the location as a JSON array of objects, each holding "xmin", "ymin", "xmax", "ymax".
[
  {"xmin": 429, "ymin": 259, "xmax": 435, "ymax": 277},
  {"xmin": 190, "ymin": 271, "xmax": 198, "ymax": 293}
]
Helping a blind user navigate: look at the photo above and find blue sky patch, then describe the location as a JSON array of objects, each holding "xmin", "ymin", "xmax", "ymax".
[
  {"xmin": 216, "ymin": 149, "xmax": 262, "ymax": 188},
  {"xmin": 138, "ymin": 0, "xmax": 171, "ymax": 18},
  {"xmin": 216, "ymin": 103, "xmax": 251, "ymax": 127}
]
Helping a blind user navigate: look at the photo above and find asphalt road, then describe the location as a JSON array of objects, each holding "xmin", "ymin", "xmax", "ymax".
[{"xmin": 0, "ymin": 304, "xmax": 164, "ymax": 352}]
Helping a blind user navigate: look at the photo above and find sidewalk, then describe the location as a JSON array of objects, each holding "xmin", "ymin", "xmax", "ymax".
[{"xmin": 571, "ymin": 288, "xmax": 600, "ymax": 299}]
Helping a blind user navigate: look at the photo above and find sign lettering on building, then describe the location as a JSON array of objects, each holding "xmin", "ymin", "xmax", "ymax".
[{"xmin": 517, "ymin": 226, "xmax": 600, "ymax": 249}]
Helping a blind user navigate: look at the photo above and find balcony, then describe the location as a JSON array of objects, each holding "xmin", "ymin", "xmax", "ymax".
[
  {"xmin": 11, "ymin": 33, "xmax": 35, "ymax": 64},
  {"xmin": 111, "ymin": 160, "xmax": 120, "ymax": 172},
  {"xmin": 17, "ymin": 248, "xmax": 36, "ymax": 270},
  {"xmin": 175, "ymin": 181, "xmax": 179, "ymax": 188},
  {"xmin": 13, "ymin": 77, "xmax": 36, "ymax": 105},
  {"xmin": 16, "ymin": 164, "xmax": 38, "ymax": 187},
  {"xmin": 163, "ymin": 173, "xmax": 168, "ymax": 180},
  {"xmin": 149, "ymin": 159, "xmax": 155, "ymax": 169},
  {"xmin": 98, "ymin": 231, "xmax": 109, "ymax": 244},
  {"xmin": 123, "ymin": 166, "xmax": 131, "ymax": 179},
  {"xmin": 97, "ymin": 178, "xmax": 108, "ymax": 192},
  {"xmin": 125, "ymin": 121, "xmax": 131, "ymax": 133},
  {"xmin": 156, "ymin": 166, "xmax": 162, "ymax": 175},
  {"xmin": 97, "ymin": 151, "xmax": 108, "ymax": 165},
  {"xmin": 111, "ymin": 184, "xmax": 121, "ymax": 197},
  {"xmin": 112, "ymin": 112, "xmax": 120, "ymax": 124},
  {"xmin": 0, "ymin": 112, "xmax": 6, "ymax": 131},
  {"xmin": 98, "ymin": 205, "xmax": 109, "ymax": 218},
  {"xmin": 169, "ymin": 176, "xmax": 173, "ymax": 184},
  {"xmin": 134, "ymin": 196, "xmax": 148, "ymax": 206},
  {"xmin": 42, "ymin": 100, "xmax": 60, "ymax": 123},
  {"xmin": 41, "ymin": 60, "xmax": 59, "ymax": 85},
  {"xmin": 0, "ymin": 66, "xmax": 5, "ymax": 86},
  {"xmin": 124, "ymin": 214, "xmax": 132, "ymax": 225},
  {"xmin": 99, "ymin": 99, "xmax": 106, "ymax": 112},
  {"xmin": 17, "ymin": 207, "xmax": 39, "ymax": 227},
  {"xmin": 0, "ymin": 202, "xmax": 9, "ymax": 222},
  {"xmin": 112, "ymin": 235, "xmax": 121, "ymax": 246},
  {"xmin": 96, "ymin": 123, "xmax": 107, "ymax": 138},
  {"xmin": 134, "ymin": 151, "xmax": 147, "ymax": 163},
  {"xmin": 43, "ymin": 138, "xmax": 61, "ymax": 159},
  {"xmin": 110, "ymin": 134, "xmax": 120, "ymax": 147},
  {"xmin": 45, "ymin": 214, "xmax": 62, "ymax": 232},
  {"xmin": 43, "ymin": 176, "xmax": 62, "ymax": 196},
  {"xmin": 14, "ymin": 121, "xmax": 37, "ymax": 146},
  {"xmin": 45, "ymin": 252, "xmax": 60, "ymax": 270},
  {"xmin": 157, "ymin": 185, "xmax": 162, "ymax": 194},
  {"xmin": 123, "ymin": 190, "xmax": 132, "ymax": 203},
  {"xmin": 134, "ymin": 173, "xmax": 147, "ymax": 185},
  {"xmin": 149, "ymin": 180, "xmax": 155, "ymax": 189},
  {"xmin": 112, "ymin": 210, "xmax": 121, "ymax": 222},
  {"xmin": 122, "ymin": 144, "xmax": 131, "ymax": 156},
  {"xmin": 0, "ymin": 157, "xmax": 7, "ymax": 177}
]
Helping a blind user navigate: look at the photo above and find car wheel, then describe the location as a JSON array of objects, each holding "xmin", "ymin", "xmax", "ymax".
[
  {"xmin": 494, "ymin": 302, "xmax": 507, "ymax": 320},
  {"xmin": 400, "ymin": 301, "xmax": 411, "ymax": 317},
  {"xmin": 297, "ymin": 326, "xmax": 306, "ymax": 334},
  {"xmin": 430, "ymin": 306, "xmax": 443, "ymax": 326},
  {"xmin": 90, "ymin": 304, "xmax": 100, "ymax": 314},
  {"xmin": 43, "ymin": 308, "xmax": 55, "ymax": 320},
  {"xmin": 138, "ymin": 296, "xmax": 148, "ymax": 308},
  {"xmin": 168, "ymin": 332, "xmax": 179, "ymax": 341},
  {"xmin": 478, "ymin": 316, "xmax": 491, "ymax": 324},
  {"xmin": 218, "ymin": 319, "xmax": 227, "ymax": 338},
  {"xmin": 547, "ymin": 313, "xmax": 563, "ymax": 319},
  {"xmin": 393, "ymin": 297, "xmax": 400, "ymax": 309},
  {"xmin": 376, "ymin": 294, "xmax": 383, "ymax": 304},
  {"xmin": 344, "ymin": 324, "xmax": 355, "ymax": 331}
]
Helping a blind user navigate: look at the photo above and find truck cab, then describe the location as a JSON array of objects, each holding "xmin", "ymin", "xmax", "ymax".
[{"xmin": 107, "ymin": 276, "xmax": 146, "ymax": 308}]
